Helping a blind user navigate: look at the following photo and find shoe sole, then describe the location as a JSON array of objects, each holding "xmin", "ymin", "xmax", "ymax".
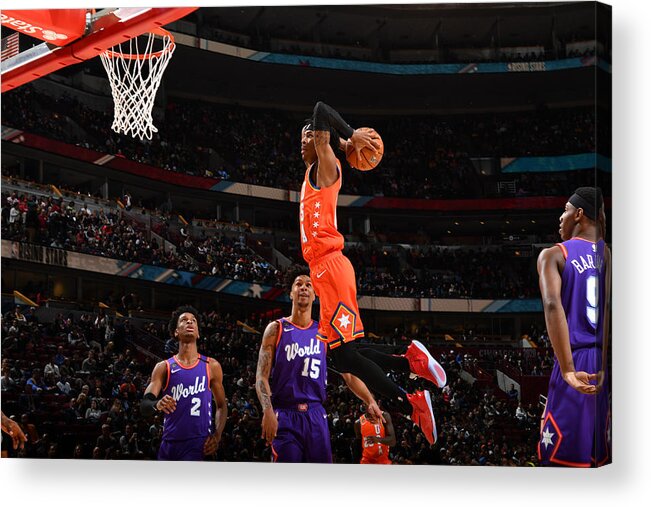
[
  {"xmin": 423, "ymin": 389, "xmax": 437, "ymax": 445},
  {"xmin": 412, "ymin": 340, "xmax": 447, "ymax": 388}
]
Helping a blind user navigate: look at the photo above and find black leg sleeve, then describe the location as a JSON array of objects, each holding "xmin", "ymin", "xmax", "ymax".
[
  {"xmin": 330, "ymin": 342, "xmax": 412, "ymax": 415},
  {"xmin": 357, "ymin": 347, "xmax": 410, "ymax": 373}
]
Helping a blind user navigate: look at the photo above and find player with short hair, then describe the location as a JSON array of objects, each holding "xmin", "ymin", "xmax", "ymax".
[
  {"xmin": 537, "ymin": 187, "xmax": 611, "ymax": 467},
  {"xmin": 255, "ymin": 265, "xmax": 380, "ymax": 463},
  {"xmin": 141, "ymin": 305, "xmax": 227, "ymax": 461},
  {"xmin": 298, "ymin": 102, "xmax": 447, "ymax": 445}
]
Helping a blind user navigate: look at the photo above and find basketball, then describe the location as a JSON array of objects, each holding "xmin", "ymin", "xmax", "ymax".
[{"xmin": 346, "ymin": 127, "xmax": 384, "ymax": 171}]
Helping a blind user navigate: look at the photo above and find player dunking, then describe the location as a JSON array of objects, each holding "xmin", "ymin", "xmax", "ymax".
[
  {"xmin": 537, "ymin": 187, "xmax": 611, "ymax": 467},
  {"xmin": 255, "ymin": 265, "xmax": 381, "ymax": 463},
  {"xmin": 298, "ymin": 102, "xmax": 447, "ymax": 445},
  {"xmin": 141, "ymin": 306, "xmax": 228, "ymax": 461}
]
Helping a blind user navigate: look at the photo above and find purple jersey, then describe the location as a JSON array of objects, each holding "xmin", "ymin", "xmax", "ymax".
[
  {"xmin": 271, "ymin": 318, "xmax": 327, "ymax": 408},
  {"xmin": 161, "ymin": 354, "xmax": 212, "ymax": 441},
  {"xmin": 558, "ymin": 238, "xmax": 606, "ymax": 350},
  {"xmin": 539, "ymin": 237, "xmax": 610, "ymax": 467}
]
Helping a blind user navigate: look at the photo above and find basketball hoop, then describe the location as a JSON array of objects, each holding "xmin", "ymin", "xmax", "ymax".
[{"xmin": 99, "ymin": 27, "xmax": 175, "ymax": 141}]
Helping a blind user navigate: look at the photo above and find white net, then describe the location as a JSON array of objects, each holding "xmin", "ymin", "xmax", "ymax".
[{"xmin": 99, "ymin": 29, "xmax": 175, "ymax": 141}]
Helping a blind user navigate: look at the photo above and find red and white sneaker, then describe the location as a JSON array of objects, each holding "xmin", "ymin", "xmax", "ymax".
[
  {"xmin": 407, "ymin": 390, "xmax": 438, "ymax": 445},
  {"xmin": 404, "ymin": 340, "xmax": 447, "ymax": 388}
]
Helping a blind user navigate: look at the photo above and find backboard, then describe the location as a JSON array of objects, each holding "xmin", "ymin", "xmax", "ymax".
[{"xmin": 1, "ymin": 7, "xmax": 197, "ymax": 93}]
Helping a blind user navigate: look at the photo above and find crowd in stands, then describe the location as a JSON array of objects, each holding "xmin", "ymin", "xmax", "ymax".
[
  {"xmin": 1, "ymin": 85, "xmax": 604, "ymax": 200},
  {"xmin": 1, "ymin": 306, "xmax": 153, "ymax": 459},
  {"xmin": 478, "ymin": 326, "xmax": 556, "ymax": 376},
  {"xmin": 348, "ymin": 245, "xmax": 538, "ymax": 299},
  {"xmin": 2, "ymin": 184, "xmax": 543, "ymax": 299},
  {"xmin": 1, "ymin": 189, "xmax": 281, "ymax": 286},
  {"xmin": 1, "ymin": 305, "xmax": 542, "ymax": 464}
]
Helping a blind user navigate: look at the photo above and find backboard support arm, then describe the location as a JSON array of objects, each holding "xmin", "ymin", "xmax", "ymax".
[{"xmin": 1, "ymin": 7, "xmax": 197, "ymax": 93}]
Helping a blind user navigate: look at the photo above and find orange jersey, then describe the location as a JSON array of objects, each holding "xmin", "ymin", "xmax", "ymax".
[
  {"xmin": 359, "ymin": 414, "xmax": 391, "ymax": 464},
  {"xmin": 299, "ymin": 161, "xmax": 344, "ymax": 265}
]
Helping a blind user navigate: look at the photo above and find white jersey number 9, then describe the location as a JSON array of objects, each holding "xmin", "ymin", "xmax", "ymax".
[{"xmin": 586, "ymin": 275, "xmax": 598, "ymax": 328}]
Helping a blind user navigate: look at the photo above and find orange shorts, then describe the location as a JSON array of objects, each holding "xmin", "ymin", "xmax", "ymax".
[
  {"xmin": 309, "ymin": 250, "xmax": 364, "ymax": 350},
  {"xmin": 361, "ymin": 456, "xmax": 392, "ymax": 465}
]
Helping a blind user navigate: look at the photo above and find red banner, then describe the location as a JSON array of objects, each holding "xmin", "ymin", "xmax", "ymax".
[
  {"xmin": 15, "ymin": 132, "xmax": 218, "ymax": 190},
  {"xmin": 6, "ymin": 129, "xmax": 611, "ymax": 212},
  {"xmin": 1, "ymin": 9, "xmax": 87, "ymax": 46}
]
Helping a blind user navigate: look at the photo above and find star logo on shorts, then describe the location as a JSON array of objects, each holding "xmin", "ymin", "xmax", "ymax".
[
  {"xmin": 337, "ymin": 313, "xmax": 351, "ymax": 330},
  {"xmin": 315, "ymin": 202, "xmax": 321, "ymax": 209},
  {"xmin": 541, "ymin": 427, "xmax": 555, "ymax": 449},
  {"xmin": 330, "ymin": 303, "xmax": 358, "ymax": 343}
]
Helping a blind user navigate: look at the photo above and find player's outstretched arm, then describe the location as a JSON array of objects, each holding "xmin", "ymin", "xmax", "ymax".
[
  {"xmin": 312, "ymin": 102, "xmax": 380, "ymax": 188},
  {"xmin": 538, "ymin": 247, "xmax": 596, "ymax": 395},
  {"xmin": 1, "ymin": 410, "xmax": 27, "ymax": 450},
  {"xmin": 141, "ymin": 361, "xmax": 176, "ymax": 416},
  {"xmin": 204, "ymin": 359, "xmax": 227, "ymax": 455},
  {"xmin": 341, "ymin": 373, "xmax": 385, "ymax": 423},
  {"xmin": 256, "ymin": 321, "xmax": 279, "ymax": 444}
]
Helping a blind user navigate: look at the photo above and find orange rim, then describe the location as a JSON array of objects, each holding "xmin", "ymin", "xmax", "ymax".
[{"xmin": 103, "ymin": 27, "xmax": 175, "ymax": 60}]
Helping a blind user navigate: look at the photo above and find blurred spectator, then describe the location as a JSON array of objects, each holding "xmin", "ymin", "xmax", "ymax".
[
  {"xmin": 95, "ymin": 424, "xmax": 117, "ymax": 457},
  {"xmin": 85, "ymin": 399, "xmax": 103, "ymax": 423},
  {"xmin": 26, "ymin": 369, "xmax": 47, "ymax": 393}
]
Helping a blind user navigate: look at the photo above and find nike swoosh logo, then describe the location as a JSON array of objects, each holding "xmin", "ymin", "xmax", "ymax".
[
  {"xmin": 316, "ymin": 270, "xmax": 327, "ymax": 278},
  {"xmin": 284, "ymin": 327, "xmax": 294, "ymax": 332},
  {"xmin": 170, "ymin": 369, "xmax": 180, "ymax": 374}
]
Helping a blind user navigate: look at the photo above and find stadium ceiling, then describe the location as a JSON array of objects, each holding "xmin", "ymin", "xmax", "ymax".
[{"xmin": 187, "ymin": 3, "xmax": 597, "ymax": 50}]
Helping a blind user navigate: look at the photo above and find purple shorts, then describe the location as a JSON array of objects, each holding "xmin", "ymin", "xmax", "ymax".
[
  {"xmin": 539, "ymin": 347, "xmax": 610, "ymax": 467},
  {"xmin": 158, "ymin": 436, "xmax": 206, "ymax": 461},
  {"xmin": 271, "ymin": 404, "xmax": 332, "ymax": 463}
]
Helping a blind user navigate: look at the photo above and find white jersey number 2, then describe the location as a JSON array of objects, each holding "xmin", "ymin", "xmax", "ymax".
[{"xmin": 190, "ymin": 397, "xmax": 201, "ymax": 417}]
